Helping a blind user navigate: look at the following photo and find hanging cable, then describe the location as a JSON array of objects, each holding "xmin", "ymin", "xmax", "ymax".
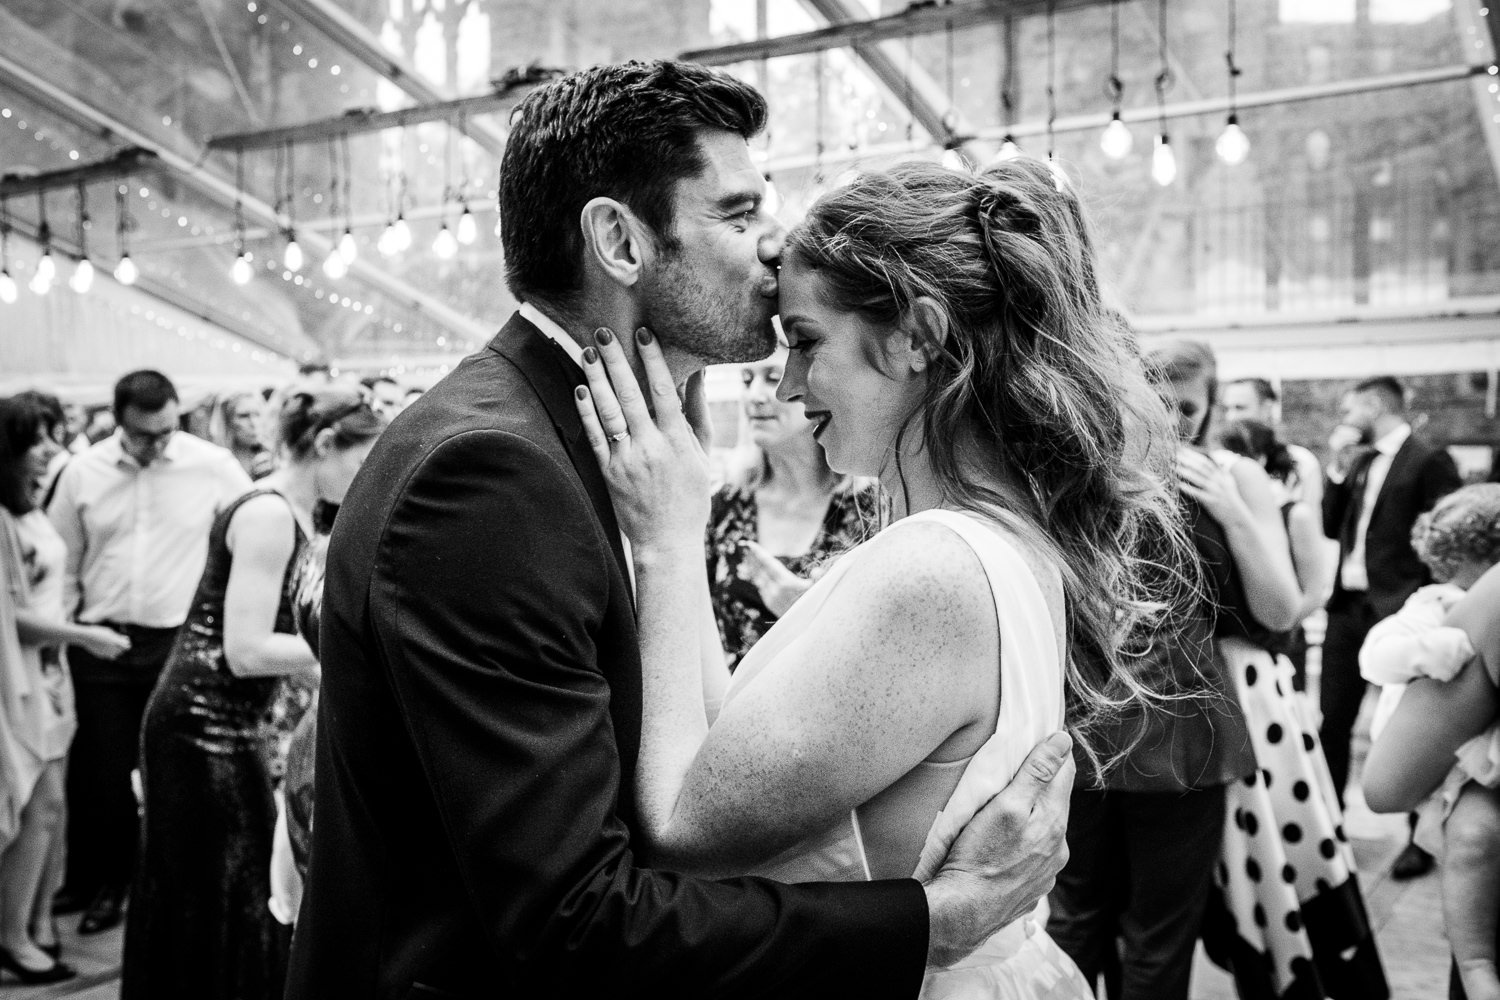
[{"xmin": 70, "ymin": 183, "xmax": 94, "ymax": 293}]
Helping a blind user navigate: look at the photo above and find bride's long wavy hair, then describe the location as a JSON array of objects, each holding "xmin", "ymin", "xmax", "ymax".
[{"xmin": 782, "ymin": 158, "xmax": 1197, "ymax": 769}]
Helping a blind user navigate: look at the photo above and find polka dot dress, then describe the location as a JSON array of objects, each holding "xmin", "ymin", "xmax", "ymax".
[{"xmin": 1210, "ymin": 637, "xmax": 1390, "ymax": 998}]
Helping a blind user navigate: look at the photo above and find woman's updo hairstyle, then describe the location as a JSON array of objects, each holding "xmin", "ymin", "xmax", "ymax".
[
  {"xmin": 276, "ymin": 386, "xmax": 382, "ymax": 461},
  {"xmin": 783, "ymin": 157, "xmax": 1196, "ymax": 770}
]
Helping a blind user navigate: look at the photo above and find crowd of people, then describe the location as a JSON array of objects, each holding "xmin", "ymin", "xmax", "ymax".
[{"xmin": 0, "ymin": 57, "xmax": 1497, "ymax": 1000}]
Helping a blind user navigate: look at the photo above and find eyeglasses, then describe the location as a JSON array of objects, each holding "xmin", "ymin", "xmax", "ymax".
[{"xmin": 121, "ymin": 425, "xmax": 176, "ymax": 447}]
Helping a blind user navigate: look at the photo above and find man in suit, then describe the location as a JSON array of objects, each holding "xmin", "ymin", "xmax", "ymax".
[
  {"xmin": 1320, "ymin": 376, "xmax": 1460, "ymax": 874},
  {"xmin": 287, "ymin": 60, "xmax": 1074, "ymax": 1000}
]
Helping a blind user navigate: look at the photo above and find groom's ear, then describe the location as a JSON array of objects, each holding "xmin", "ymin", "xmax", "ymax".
[
  {"xmin": 580, "ymin": 197, "xmax": 647, "ymax": 288},
  {"xmin": 899, "ymin": 296, "xmax": 949, "ymax": 373}
]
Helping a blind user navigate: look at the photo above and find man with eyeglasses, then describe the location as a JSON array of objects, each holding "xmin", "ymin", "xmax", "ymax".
[{"xmin": 46, "ymin": 369, "xmax": 251, "ymax": 935}]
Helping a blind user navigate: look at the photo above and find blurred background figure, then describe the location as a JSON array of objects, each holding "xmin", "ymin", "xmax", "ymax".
[
  {"xmin": 121, "ymin": 387, "xmax": 382, "ymax": 1000},
  {"xmin": 1221, "ymin": 377, "xmax": 1324, "ymax": 507},
  {"xmin": 46, "ymin": 371, "xmax": 251, "ymax": 937},
  {"xmin": 704, "ymin": 346, "xmax": 881, "ymax": 672},
  {"xmin": 360, "ymin": 375, "xmax": 405, "ymax": 423},
  {"xmin": 207, "ymin": 392, "xmax": 275, "ymax": 480},
  {"xmin": 1321, "ymin": 376, "xmax": 1461, "ymax": 879},
  {"xmin": 0, "ymin": 393, "xmax": 130, "ymax": 985},
  {"xmin": 1218, "ymin": 417, "xmax": 1335, "ymax": 692}
]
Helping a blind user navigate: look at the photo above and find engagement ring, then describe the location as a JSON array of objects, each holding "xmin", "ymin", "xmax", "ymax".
[{"xmin": 608, "ymin": 431, "xmax": 629, "ymax": 443}]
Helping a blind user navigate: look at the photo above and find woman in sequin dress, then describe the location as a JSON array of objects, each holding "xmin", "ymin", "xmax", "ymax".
[{"xmin": 121, "ymin": 389, "xmax": 381, "ymax": 1000}]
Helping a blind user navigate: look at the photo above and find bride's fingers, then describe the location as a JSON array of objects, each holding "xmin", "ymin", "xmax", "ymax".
[
  {"xmin": 581, "ymin": 344, "xmax": 629, "ymax": 442},
  {"xmin": 634, "ymin": 328, "xmax": 689, "ymax": 434},
  {"xmin": 574, "ymin": 385, "xmax": 612, "ymax": 466},
  {"xmin": 593, "ymin": 327, "xmax": 653, "ymax": 435}
]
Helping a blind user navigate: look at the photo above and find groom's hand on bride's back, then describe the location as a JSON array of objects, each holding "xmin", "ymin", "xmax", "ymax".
[{"xmin": 922, "ymin": 730, "xmax": 1074, "ymax": 968}]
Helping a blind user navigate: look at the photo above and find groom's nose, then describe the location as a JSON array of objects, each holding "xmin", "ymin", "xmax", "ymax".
[{"xmin": 757, "ymin": 223, "xmax": 786, "ymax": 269}]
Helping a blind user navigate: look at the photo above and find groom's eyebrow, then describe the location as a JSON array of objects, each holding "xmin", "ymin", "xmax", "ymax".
[{"xmin": 715, "ymin": 190, "xmax": 762, "ymax": 213}]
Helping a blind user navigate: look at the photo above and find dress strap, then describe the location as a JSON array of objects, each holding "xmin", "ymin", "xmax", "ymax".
[{"xmin": 895, "ymin": 509, "xmax": 1067, "ymax": 884}]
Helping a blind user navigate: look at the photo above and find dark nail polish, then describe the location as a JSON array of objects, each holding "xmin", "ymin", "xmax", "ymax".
[
  {"xmin": 595, "ymin": 327, "xmax": 614, "ymax": 345},
  {"xmin": 583, "ymin": 346, "xmax": 599, "ymax": 365},
  {"xmin": 636, "ymin": 327, "xmax": 653, "ymax": 346},
  {"xmin": 575, "ymin": 386, "xmax": 588, "ymax": 401}
]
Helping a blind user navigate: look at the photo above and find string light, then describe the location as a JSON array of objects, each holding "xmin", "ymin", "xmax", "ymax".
[
  {"xmin": 1100, "ymin": 0, "xmax": 1133, "ymax": 159},
  {"xmin": 0, "ymin": 196, "xmax": 16, "ymax": 304},
  {"xmin": 1215, "ymin": 0, "xmax": 1251, "ymax": 165},
  {"xmin": 31, "ymin": 191, "xmax": 54, "ymax": 295},
  {"xmin": 995, "ymin": 19, "xmax": 1021, "ymax": 161},
  {"xmin": 1151, "ymin": 0, "xmax": 1177, "ymax": 186},
  {"xmin": 66, "ymin": 183, "xmax": 94, "ymax": 293},
  {"xmin": 280, "ymin": 142, "xmax": 303, "ymax": 271},
  {"xmin": 231, "ymin": 148, "xmax": 253, "ymax": 284},
  {"xmin": 1044, "ymin": 1, "xmax": 1067, "ymax": 190},
  {"xmin": 455, "ymin": 205, "xmax": 477, "ymax": 245},
  {"xmin": 114, "ymin": 181, "xmax": 137, "ymax": 285}
]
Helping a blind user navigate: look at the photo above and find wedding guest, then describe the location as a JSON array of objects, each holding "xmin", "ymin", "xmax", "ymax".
[
  {"xmin": 1219, "ymin": 417, "xmax": 1334, "ymax": 688},
  {"xmin": 1221, "ymin": 377, "xmax": 1323, "ymax": 507},
  {"xmin": 707, "ymin": 345, "xmax": 880, "ymax": 670},
  {"xmin": 360, "ymin": 375, "xmax": 404, "ymax": 422},
  {"xmin": 1361, "ymin": 485, "xmax": 1500, "ymax": 1000},
  {"xmin": 208, "ymin": 391, "xmax": 275, "ymax": 479},
  {"xmin": 46, "ymin": 370, "xmax": 250, "ymax": 933},
  {"xmin": 122, "ymin": 388, "xmax": 381, "ymax": 1000},
  {"xmin": 1049, "ymin": 339, "xmax": 1287, "ymax": 1000},
  {"xmin": 0, "ymin": 395, "xmax": 129, "ymax": 984},
  {"xmin": 1365, "ymin": 561, "xmax": 1500, "ymax": 1000},
  {"xmin": 1321, "ymin": 376, "xmax": 1460, "ymax": 878}
]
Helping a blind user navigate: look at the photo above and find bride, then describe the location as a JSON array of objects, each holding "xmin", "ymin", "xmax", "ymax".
[{"xmin": 575, "ymin": 157, "xmax": 1188, "ymax": 996}]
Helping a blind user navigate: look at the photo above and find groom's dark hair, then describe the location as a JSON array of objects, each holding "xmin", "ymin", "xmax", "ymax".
[{"xmin": 499, "ymin": 60, "xmax": 767, "ymax": 306}]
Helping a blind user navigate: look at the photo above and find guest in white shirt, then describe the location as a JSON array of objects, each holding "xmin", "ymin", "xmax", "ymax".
[{"xmin": 45, "ymin": 370, "xmax": 250, "ymax": 934}]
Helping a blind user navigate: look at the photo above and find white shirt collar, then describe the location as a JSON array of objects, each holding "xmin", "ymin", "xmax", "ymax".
[
  {"xmin": 1373, "ymin": 422, "xmax": 1411, "ymax": 457},
  {"xmin": 107, "ymin": 427, "xmax": 180, "ymax": 469},
  {"xmin": 519, "ymin": 302, "xmax": 584, "ymax": 370}
]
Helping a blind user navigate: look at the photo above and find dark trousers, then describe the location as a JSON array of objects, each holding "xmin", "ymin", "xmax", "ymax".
[
  {"xmin": 64, "ymin": 624, "xmax": 178, "ymax": 897},
  {"xmin": 1047, "ymin": 784, "xmax": 1227, "ymax": 1000},
  {"xmin": 1320, "ymin": 593, "xmax": 1382, "ymax": 807}
]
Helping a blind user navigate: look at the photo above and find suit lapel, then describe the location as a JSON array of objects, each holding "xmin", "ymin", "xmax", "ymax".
[
  {"xmin": 488, "ymin": 314, "xmax": 633, "ymax": 594},
  {"xmin": 1369, "ymin": 435, "xmax": 1421, "ymax": 523}
]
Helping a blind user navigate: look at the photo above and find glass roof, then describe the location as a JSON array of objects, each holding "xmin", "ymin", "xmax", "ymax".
[{"xmin": 1, "ymin": 0, "xmax": 1496, "ymax": 381}]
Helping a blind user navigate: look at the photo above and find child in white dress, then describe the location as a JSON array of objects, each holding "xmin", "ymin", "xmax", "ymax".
[{"xmin": 1361, "ymin": 483, "xmax": 1500, "ymax": 1000}]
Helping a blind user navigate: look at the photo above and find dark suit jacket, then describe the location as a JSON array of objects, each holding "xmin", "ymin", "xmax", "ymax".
[
  {"xmin": 285, "ymin": 314, "xmax": 927, "ymax": 1000},
  {"xmin": 1322, "ymin": 430, "xmax": 1461, "ymax": 619}
]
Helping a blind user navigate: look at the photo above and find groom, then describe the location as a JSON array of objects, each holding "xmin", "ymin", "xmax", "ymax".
[{"xmin": 287, "ymin": 60, "xmax": 1074, "ymax": 999}]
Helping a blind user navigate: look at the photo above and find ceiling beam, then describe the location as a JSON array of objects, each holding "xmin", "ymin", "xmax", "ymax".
[
  {"xmin": 796, "ymin": 0, "xmax": 967, "ymax": 149},
  {"xmin": 207, "ymin": 68, "xmax": 559, "ymax": 151},
  {"xmin": 681, "ymin": 0, "xmax": 1100, "ymax": 65},
  {"xmin": 0, "ymin": 11, "xmax": 490, "ymax": 346},
  {"xmin": 262, "ymin": 0, "xmax": 510, "ymax": 158},
  {"xmin": 0, "ymin": 148, "xmax": 157, "ymax": 197}
]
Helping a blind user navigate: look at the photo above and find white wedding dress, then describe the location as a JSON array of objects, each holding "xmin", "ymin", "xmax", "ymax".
[{"xmin": 725, "ymin": 509, "xmax": 1093, "ymax": 999}]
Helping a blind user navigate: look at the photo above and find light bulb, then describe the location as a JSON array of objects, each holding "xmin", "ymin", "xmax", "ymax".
[
  {"xmin": 996, "ymin": 135, "xmax": 1022, "ymax": 161},
  {"xmin": 337, "ymin": 228, "xmax": 358, "ymax": 263},
  {"xmin": 114, "ymin": 255, "xmax": 138, "ymax": 285},
  {"xmin": 0, "ymin": 269, "xmax": 15, "ymax": 304},
  {"xmin": 1151, "ymin": 134, "xmax": 1177, "ymax": 186},
  {"xmin": 232, "ymin": 253, "xmax": 254, "ymax": 285},
  {"xmin": 433, "ymin": 223, "xmax": 458, "ymax": 260},
  {"xmin": 283, "ymin": 236, "xmax": 304, "ymax": 272},
  {"xmin": 1046, "ymin": 153, "xmax": 1069, "ymax": 192},
  {"xmin": 30, "ymin": 268, "xmax": 52, "ymax": 296},
  {"xmin": 1216, "ymin": 115, "xmax": 1250, "ymax": 165},
  {"xmin": 378, "ymin": 222, "xmax": 399, "ymax": 257},
  {"xmin": 35, "ymin": 250, "xmax": 55, "ymax": 284},
  {"xmin": 391, "ymin": 215, "xmax": 411, "ymax": 252},
  {"xmin": 1100, "ymin": 113, "xmax": 1134, "ymax": 159},
  {"xmin": 70, "ymin": 257, "xmax": 94, "ymax": 294},
  {"xmin": 322, "ymin": 250, "xmax": 348, "ymax": 279},
  {"xmin": 456, "ymin": 208, "xmax": 477, "ymax": 245},
  {"xmin": 941, "ymin": 148, "xmax": 969, "ymax": 172}
]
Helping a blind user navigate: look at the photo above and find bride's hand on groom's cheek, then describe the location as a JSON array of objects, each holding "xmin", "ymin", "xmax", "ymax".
[
  {"xmin": 575, "ymin": 325, "xmax": 710, "ymax": 550},
  {"xmin": 922, "ymin": 731, "xmax": 1074, "ymax": 967}
]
